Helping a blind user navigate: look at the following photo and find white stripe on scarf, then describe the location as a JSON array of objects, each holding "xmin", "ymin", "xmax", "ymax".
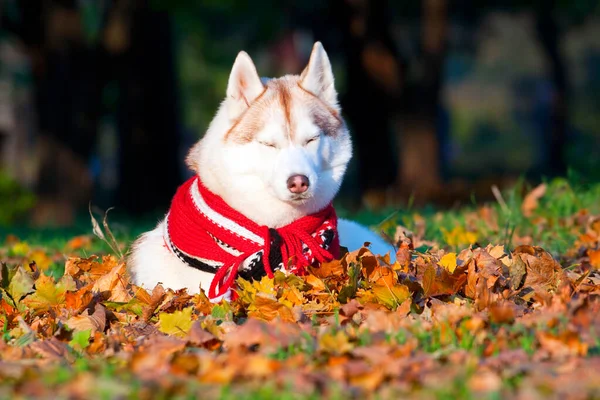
[{"xmin": 189, "ymin": 178, "xmax": 265, "ymax": 245}]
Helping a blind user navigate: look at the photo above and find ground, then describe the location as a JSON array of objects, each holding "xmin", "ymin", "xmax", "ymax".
[{"xmin": 0, "ymin": 178, "xmax": 599, "ymax": 399}]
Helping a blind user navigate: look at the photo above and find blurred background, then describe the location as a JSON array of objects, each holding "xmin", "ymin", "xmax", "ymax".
[{"xmin": 1, "ymin": 0, "xmax": 600, "ymax": 228}]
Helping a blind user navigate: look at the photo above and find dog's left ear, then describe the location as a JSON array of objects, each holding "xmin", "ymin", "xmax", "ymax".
[{"xmin": 301, "ymin": 42, "xmax": 338, "ymax": 109}]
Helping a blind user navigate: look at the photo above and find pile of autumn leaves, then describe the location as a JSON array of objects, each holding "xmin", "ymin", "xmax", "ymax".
[{"xmin": 1, "ymin": 204, "xmax": 600, "ymax": 397}]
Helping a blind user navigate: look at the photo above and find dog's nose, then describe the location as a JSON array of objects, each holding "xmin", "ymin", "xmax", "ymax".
[{"xmin": 287, "ymin": 174, "xmax": 310, "ymax": 194}]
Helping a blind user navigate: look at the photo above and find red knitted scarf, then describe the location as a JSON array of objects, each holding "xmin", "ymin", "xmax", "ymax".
[{"xmin": 164, "ymin": 176, "xmax": 340, "ymax": 300}]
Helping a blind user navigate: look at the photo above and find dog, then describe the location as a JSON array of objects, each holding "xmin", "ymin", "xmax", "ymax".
[{"xmin": 128, "ymin": 42, "xmax": 395, "ymax": 301}]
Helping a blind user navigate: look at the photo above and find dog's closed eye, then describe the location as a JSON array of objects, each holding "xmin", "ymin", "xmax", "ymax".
[
  {"xmin": 258, "ymin": 140, "xmax": 277, "ymax": 148},
  {"xmin": 304, "ymin": 136, "xmax": 319, "ymax": 146}
]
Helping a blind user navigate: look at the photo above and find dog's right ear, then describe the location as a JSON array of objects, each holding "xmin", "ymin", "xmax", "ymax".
[{"xmin": 225, "ymin": 51, "xmax": 264, "ymax": 120}]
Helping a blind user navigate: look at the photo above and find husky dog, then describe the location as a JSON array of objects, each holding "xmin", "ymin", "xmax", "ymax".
[{"xmin": 128, "ymin": 42, "xmax": 395, "ymax": 299}]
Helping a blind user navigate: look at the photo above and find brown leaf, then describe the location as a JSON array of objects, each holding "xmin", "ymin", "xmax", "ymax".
[
  {"xmin": 66, "ymin": 235, "xmax": 92, "ymax": 251},
  {"xmin": 395, "ymin": 240, "xmax": 412, "ymax": 272},
  {"xmin": 473, "ymin": 248, "xmax": 503, "ymax": 287},
  {"xmin": 537, "ymin": 330, "xmax": 588, "ymax": 358},
  {"xmin": 247, "ymin": 295, "xmax": 294, "ymax": 322},
  {"xmin": 468, "ymin": 371, "xmax": 502, "ymax": 393},
  {"xmin": 465, "ymin": 258, "xmax": 478, "ymax": 299},
  {"xmin": 141, "ymin": 284, "xmax": 166, "ymax": 322},
  {"xmin": 92, "ymin": 261, "xmax": 131, "ymax": 302},
  {"xmin": 509, "ymin": 254, "xmax": 528, "ymax": 290},
  {"xmin": 65, "ymin": 303, "xmax": 106, "ymax": 334},
  {"xmin": 514, "ymin": 246, "xmax": 564, "ymax": 294},
  {"xmin": 423, "ymin": 264, "xmax": 465, "ymax": 298},
  {"xmin": 223, "ymin": 318, "xmax": 301, "ymax": 352},
  {"xmin": 422, "ymin": 264, "xmax": 436, "ymax": 297},
  {"xmin": 132, "ymin": 335, "xmax": 186, "ymax": 377},
  {"xmin": 239, "ymin": 354, "xmax": 281, "ymax": 378},
  {"xmin": 489, "ymin": 302, "xmax": 516, "ymax": 324},
  {"xmin": 522, "ymin": 183, "xmax": 546, "ymax": 217},
  {"xmin": 339, "ymin": 299, "xmax": 362, "ymax": 319},
  {"xmin": 368, "ymin": 266, "xmax": 397, "ymax": 286},
  {"xmin": 64, "ymin": 284, "xmax": 94, "ymax": 313},
  {"xmin": 29, "ymin": 338, "xmax": 74, "ymax": 362},
  {"xmin": 186, "ymin": 321, "xmax": 219, "ymax": 348},
  {"xmin": 310, "ymin": 259, "xmax": 346, "ymax": 279}
]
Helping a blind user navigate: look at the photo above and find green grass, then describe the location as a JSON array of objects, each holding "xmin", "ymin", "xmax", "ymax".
[{"xmin": 5, "ymin": 176, "xmax": 600, "ymax": 257}]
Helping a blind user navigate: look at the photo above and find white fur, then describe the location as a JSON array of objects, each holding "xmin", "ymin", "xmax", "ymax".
[{"xmin": 128, "ymin": 42, "xmax": 396, "ymax": 296}]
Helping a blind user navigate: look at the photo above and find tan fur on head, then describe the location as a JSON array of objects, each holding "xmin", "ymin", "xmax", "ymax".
[{"xmin": 223, "ymin": 77, "xmax": 342, "ymax": 144}]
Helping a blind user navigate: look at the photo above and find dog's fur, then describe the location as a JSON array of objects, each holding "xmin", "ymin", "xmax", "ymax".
[{"xmin": 128, "ymin": 42, "xmax": 395, "ymax": 295}]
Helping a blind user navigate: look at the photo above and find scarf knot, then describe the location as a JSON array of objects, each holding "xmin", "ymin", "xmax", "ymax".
[{"xmin": 164, "ymin": 176, "xmax": 340, "ymax": 300}]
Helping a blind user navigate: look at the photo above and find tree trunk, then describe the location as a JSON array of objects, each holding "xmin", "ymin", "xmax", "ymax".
[
  {"xmin": 112, "ymin": 4, "xmax": 182, "ymax": 215},
  {"xmin": 534, "ymin": 1, "xmax": 568, "ymax": 177},
  {"xmin": 396, "ymin": 0, "xmax": 447, "ymax": 204},
  {"xmin": 333, "ymin": 0, "xmax": 404, "ymax": 209}
]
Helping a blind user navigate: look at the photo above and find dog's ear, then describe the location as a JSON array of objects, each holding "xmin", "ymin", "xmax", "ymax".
[
  {"xmin": 301, "ymin": 42, "xmax": 338, "ymax": 109},
  {"xmin": 226, "ymin": 51, "xmax": 264, "ymax": 119}
]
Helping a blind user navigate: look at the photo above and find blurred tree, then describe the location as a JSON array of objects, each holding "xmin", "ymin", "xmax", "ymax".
[
  {"xmin": 333, "ymin": 0, "xmax": 404, "ymax": 209},
  {"xmin": 534, "ymin": 0, "xmax": 568, "ymax": 177},
  {"xmin": 1, "ymin": 0, "xmax": 184, "ymax": 222},
  {"xmin": 333, "ymin": 0, "xmax": 447, "ymax": 208},
  {"xmin": 2, "ymin": 0, "xmax": 100, "ymax": 225},
  {"xmin": 106, "ymin": 1, "xmax": 182, "ymax": 215}
]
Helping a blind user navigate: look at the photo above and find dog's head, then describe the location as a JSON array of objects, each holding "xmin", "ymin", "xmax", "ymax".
[{"xmin": 186, "ymin": 42, "xmax": 352, "ymax": 227}]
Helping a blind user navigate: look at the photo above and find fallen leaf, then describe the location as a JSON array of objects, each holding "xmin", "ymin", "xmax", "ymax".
[
  {"xmin": 65, "ymin": 304, "xmax": 106, "ymax": 334},
  {"xmin": 29, "ymin": 338, "xmax": 74, "ymax": 362},
  {"xmin": 372, "ymin": 284, "xmax": 410, "ymax": 310},
  {"xmin": 438, "ymin": 252, "xmax": 457, "ymax": 273},
  {"xmin": 588, "ymin": 249, "xmax": 600, "ymax": 269},
  {"xmin": 514, "ymin": 245, "xmax": 564, "ymax": 294},
  {"xmin": 224, "ymin": 318, "xmax": 301, "ymax": 351},
  {"xmin": 158, "ymin": 306, "xmax": 194, "ymax": 338},
  {"xmin": 509, "ymin": 254, "xmax": 527, "ymax": 290},
  {"xmin": 522, "ymin": 183, "xmax": 547, "ymax": 217},
  {"xmin": 442, "ymin": 226, "xmax": 478, "ymax": 247},
  {"xmin": 186, "ymin": 321, "xmax": 218, "ymax": 347},
  {"xmin": 66, "ymin": 235, "xmax": 92, "ymax": 251},
  {"xmin": 319, "ymin": 330, "xmax": 353, "ymax": 355},
  {"xmin": 489, "ymin": 302, "xmax": 516, "ymax": 324},
  {"xmin": 248, "ymin": 295, "xmax": 294, "ymax": 322},
  {"xmin": 368, "ymin": 266, "xmax": 397, "ymax": 286},
  {"xmin": 7, "ymin": 266, "xmax": 35, "ymax": 306},
  {"xmin": 23, "ymin": 274, "xmax": 76, "ymax": 312},
  {"xmin": 92, "ymin": 261, "xmax": 131, "ymax": 302}
]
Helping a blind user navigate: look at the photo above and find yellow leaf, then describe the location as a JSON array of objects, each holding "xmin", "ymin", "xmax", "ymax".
[
  {"xmin": 7, "ymin": 266, "xmax": 35, "ymax": 304},
  {"xmin": 319, "ymin": 331, "xmax": 353, "ymax": 355},
  {"xmin": 28, "ymin": 250, "xmax": 53, "ymax": 271},
  {"xmin": 438, "ymin": 252, "xmax": 457, "ymax": 273},
  {"xmin": 278, "ymin": 285, "xmax": 304, "ymax": 308},
  {"xmin": 11, "ymin": 242, "xmax": 30, "ymax": 256},
  {"xmin": 23, "ymin": 274, "xmax": 76, "ymax": 311},
  {"xmin": 372, "ymin": 284, "xmax": 410, "ymax": 310},
  {"xmin": 158, "ymin": 307, "xmax": 194, "ymax": 338},
  {"xmin": 236, "ymin": 275, "xmax": 276, "ymax": 305},
  {"xmin": 442, "ymin": 227, "xmax": 478, "ymax": 247}
]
